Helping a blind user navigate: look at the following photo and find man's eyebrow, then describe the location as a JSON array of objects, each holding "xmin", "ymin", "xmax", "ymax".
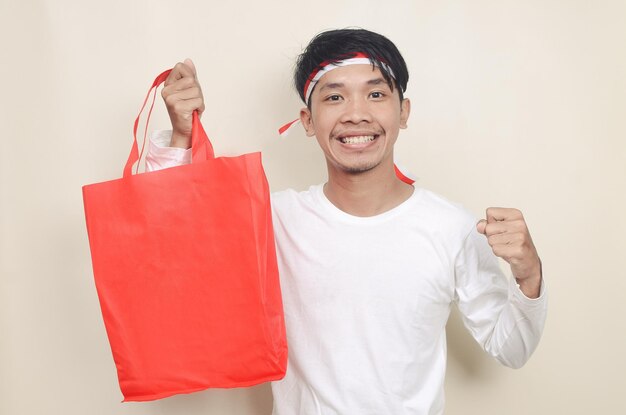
[
  {"xmin": 318, "ymin": 82, "xmax": 344, "ymax": 92},
  {"xmin": 367, "ymin": 78, "xmax": 388, "ymax": 86}
]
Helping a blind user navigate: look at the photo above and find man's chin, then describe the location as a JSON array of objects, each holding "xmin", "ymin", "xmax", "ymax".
[
  {"xmin": 338, "ymin": 161, "xmax": 381, "ymax": 175},
  {"xmin": 326, "ymin": 155, "xmax": 388, "ymax": 177}
]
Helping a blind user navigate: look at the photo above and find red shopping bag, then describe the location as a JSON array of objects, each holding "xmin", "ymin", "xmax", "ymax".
[{"xmin": 82, "ymin": 69, "xmax": 287, "ymax": 401}]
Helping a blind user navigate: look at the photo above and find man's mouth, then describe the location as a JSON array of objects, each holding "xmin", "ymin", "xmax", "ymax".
[{"xmin": 338, "ymin": 135, "xmax": 378, "ymax": 144}]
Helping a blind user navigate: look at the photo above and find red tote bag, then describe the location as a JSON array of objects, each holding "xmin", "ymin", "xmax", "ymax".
[{"xmin": 82, "ymin": 69, "xmax": 287, "ymax": 401}]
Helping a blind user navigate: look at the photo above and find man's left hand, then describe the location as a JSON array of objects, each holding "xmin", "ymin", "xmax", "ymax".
[{"xmin": 476, "ymin": 207, "xmax": 542, "ymax": 299}]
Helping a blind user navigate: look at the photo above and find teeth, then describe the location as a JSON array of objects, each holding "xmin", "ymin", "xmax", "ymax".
[{"xmin": 340, "ymin": 135, "xmax": 375, "ymax": 144}]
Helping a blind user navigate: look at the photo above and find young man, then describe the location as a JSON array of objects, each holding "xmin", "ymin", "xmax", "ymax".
[{"xmin": 147, "ymin": 29, "xmax": 546, "ymax": 415}]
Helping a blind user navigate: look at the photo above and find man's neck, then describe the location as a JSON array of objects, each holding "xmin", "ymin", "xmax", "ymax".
[{"xmin": 324, "ymin": 163, "xmax": 414, "ymax": 217}]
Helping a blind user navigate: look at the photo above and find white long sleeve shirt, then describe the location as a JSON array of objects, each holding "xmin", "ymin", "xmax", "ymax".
[{"xmin": 146, "ymin": 132, "xmax": 547, "ymax": 415}]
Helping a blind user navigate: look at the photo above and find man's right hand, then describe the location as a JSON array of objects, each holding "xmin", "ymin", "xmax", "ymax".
[{"xmin": 161, "ymin": 59, "xmax": 205, "ymax": 149}]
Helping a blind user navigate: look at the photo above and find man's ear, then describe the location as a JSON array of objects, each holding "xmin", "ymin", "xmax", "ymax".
[
  {"xmin": 400, "ymin": 98, "xmax": 411, "ymax": 129},
  {"xmin": 300, "ymin": 107, "xmax": 316, "ymax": 137}
]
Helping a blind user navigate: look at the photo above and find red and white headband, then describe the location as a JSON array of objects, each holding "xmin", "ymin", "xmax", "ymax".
[
  {"xmin": 279, "ymin": 52, "xmax": 396, "ymax": 136},
  {"xmin": 303, "ymin": 52, "xmax": 396, "ymax": 105}
]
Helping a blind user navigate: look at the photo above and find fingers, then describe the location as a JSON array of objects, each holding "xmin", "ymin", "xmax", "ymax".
[
  {"xmin": 163, "ymin": 75, "xmax": 197, "ymax": 93},
  {"xmin": 477, "ymin": 206, "xmax": 541, "ymax": 283},
  {"xmin": 160, "ymin": 59, "xmax": 205, "ymax": 146},
  {"xmin": 486, "ymin": 232, "xmax": 528, "ymax": 263},
  {"xmin": 477, "ymin": 207, "xmax": 525, "ymax": 236},
  {"xmin": 481, "ymin": 219, "xmax": 526, "ymax": 237},
  {"xmin": 478, "ymin": 209, "xmax": 529, "ymax": 255},
  {"xmin": 485, "ymin": 207, "xmax": 523, "ymax": 223},
  {"xmin": 164, "ymin": 96, "xmax": 205, "ymax": 121},
  {"xmin": 162, "ymin": 61, "xmax": 200, "ymax": 98},
  {"xmin": 489, "ymin": 232, "xmax": 535, "ymax": 267},
  {"xmin": 487, "ymin": 231, "xmax": 523, "ymax": 247},
  {"xmin": 161, "ymin": 60, "xmax": 204, "ymax": 112},
  {"xmin": 162, "ymin": 84, "xmax": 205, "ymax": 116},
  {"xmin": 165, "ymin": 60, "xmax": 197, "ymax": 86},
  {"xmin": 480, "ymin": 215, "xmax": 526, "ymax": 249},
  {"xmin": 162, "ymin": 82, "xmax": 203, "ymax": 104},
  {"xmin": 476, "ymin": 219, "xmax": 487, "ymax": 234},
  {"xmin": 183, "ymin": 58, "xmax": 197, "ymax": 76}
]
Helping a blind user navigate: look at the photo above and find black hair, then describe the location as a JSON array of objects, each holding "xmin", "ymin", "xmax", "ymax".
[{"xmin": 294, "ymin": 28, "xmax": 409, "ymax": 107}]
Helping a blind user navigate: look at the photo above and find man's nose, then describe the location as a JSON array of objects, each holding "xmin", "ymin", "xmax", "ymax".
[{"xmin": 340, "ymin": 98, "xmax": 372, "ymax": 124}]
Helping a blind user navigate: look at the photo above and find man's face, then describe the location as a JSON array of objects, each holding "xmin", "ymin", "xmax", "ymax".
[{"xmin": 300, "ymin": 64, "xmax": 410, "ymax": 176}]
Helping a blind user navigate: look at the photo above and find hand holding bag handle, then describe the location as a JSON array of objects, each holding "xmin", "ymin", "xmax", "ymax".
[{"xmin": 123, "ymin": 69, "xmax": 214, "ymax": 178}]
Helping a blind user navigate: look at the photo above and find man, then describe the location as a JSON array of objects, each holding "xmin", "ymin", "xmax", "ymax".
[{"xmin": 146, "ymin": 29, "xmax": 546, "ymax": 415}]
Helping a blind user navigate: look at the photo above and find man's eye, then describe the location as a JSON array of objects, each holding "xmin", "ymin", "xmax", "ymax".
[
  {"xmin": 326, "ymin": 94, "xmax": 342, "ymax": 101},
  {"xmin": 370, "ymin": 91, "xmax": 385, "ymax": 99}
]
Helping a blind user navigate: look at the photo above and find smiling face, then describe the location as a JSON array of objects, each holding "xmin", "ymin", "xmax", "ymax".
[{"xmin": 300, "ymin": 64, "xmax": 410, "ymax": 178}]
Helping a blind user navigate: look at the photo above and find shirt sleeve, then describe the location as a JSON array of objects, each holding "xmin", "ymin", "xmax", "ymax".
[
  {"xmin": 145, "ymin": 130, "xmax": 191, "ymax": 172},
  {"xmin": 454, "ymin": 227, "xmax": 547, "ymax": 369}
]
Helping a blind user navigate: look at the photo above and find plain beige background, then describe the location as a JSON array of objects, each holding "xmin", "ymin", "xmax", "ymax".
[{"xmin": 1, "ymin": 0, "xmax": 625, "ymax": 414}]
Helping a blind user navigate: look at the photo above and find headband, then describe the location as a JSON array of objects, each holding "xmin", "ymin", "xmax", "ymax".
[
  {"xmin": 279, "ymin": 52, "xmax": 396, "ymax": 136},
  {"xmin": 303, "ymin": 52, "xmax": 396, "ymax": 105}
]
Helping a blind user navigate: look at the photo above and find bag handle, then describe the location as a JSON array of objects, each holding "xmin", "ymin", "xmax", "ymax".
[{"xmin": 123, "ymin": 69, "xmax": 214, "ymax": 178}]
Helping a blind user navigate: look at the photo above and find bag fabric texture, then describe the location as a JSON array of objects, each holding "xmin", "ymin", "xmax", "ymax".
[{"xmin": 82, "ymin": 69, "xmax": 287, "ymax": 402}]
